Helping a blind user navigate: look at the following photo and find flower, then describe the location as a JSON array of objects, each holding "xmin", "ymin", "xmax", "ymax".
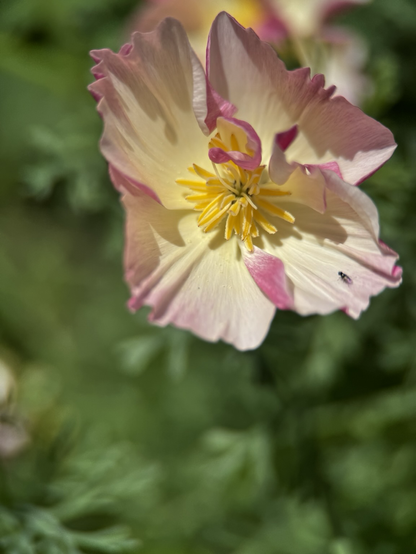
[
  {"xmin": 266, "ymin": 0, "xmax": 370, "ymax": 39},
  {"xmin": 0, "ymin": 360, "xmax": 28, "ymax": 460},
  {"xmin": 89, "ymin": 12, "xmax": 401, "ymax": 350},
  {"xmin": 303, "ymin": 28, "xmax": 370, "ymax": 107}
]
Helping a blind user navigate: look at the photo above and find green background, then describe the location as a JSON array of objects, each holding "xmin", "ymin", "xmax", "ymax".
[{"xmin": 0, "ymin": 0, "xmax": 415, "ymax": 552}]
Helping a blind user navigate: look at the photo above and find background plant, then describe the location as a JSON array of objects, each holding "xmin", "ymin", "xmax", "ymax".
[{"xmin": 0, "ymin": 0, "xmax": 416, "ymax": 552}]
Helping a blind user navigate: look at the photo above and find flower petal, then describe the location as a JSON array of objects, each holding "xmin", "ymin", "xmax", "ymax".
[
  {"xmin": 209, "ymin": 116, "xmax": 262, "ymax": 170},
  {"xmin": 276, "ymin": 125, "xmax": 298, "ymax": 151},
  {"xmin": 110, "ymin": 165, "xmax": 162, "ymax": 203},
  {"xmin": 268, "ymin": 145, "xmax": 327, "ymax": 214},
  {"xmin": 89, "ymin": 18, "xmax": 210, "ymax": 210},
  {"xmin": 207, "ymin": 12, "xmax": 396, "ymax": 183},
  {"xmin": 208, "ymin": 12, "xmax": 304, "ymax": 159},
  {"xmin": 242, "ymin": 246, "xmax": 294, "ymax": 309},
  {"xmin": 321, "ymin": 168, "xmax": 381, "ymax": 239},
  {"xmin": 269, "ymin": 132, "xmax": 298, "ymax": 185},
  {"xmin": 204, "ymin": 82, "xmax": 237, "ymax": 133},
  {"xmin": 308, "ymin": 161, "xmax": 342, "ymax": 179},
  {"xmin": 277, "ymin": 165, "xmax": 327, "ymax": 213},
  {"xmin": 113, "ymin": 168, "xmax": 276, "ymax": 350},
  {"xmin": 260, "ymin": 173, "xmax": 401, "ymax": 318},
  {"xmin": 284, "ymin": 93, "xmax": 396, "ymax": 185}
]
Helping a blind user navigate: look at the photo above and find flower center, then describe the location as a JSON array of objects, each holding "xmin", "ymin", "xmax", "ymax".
[{"xmin": 175, "ymin": 131, "xmax": 295, "ymax": 251}]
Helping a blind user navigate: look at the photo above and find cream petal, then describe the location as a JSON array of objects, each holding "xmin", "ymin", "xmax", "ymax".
[
  {"xmin": 116, "ymin": 168, "xmax": 276, "ymax": 350},
  {"xmin": 259, "ymin": 174, "xmax": 401, "ymax": 318},
  {"xmin": 277, "ymin": 166, "xmax": 327, "ymax": 214},
  {"xmin": 208, "ymin": 12, "xmax": 308, "ymax": 159},
  {"xmin": 89, "ymin": 18, "xmax": 211, "ymax": 210},
  {"xmin": 284, "ymin": 99, "xmax": 396, "ymax": 185},
  {"xmin": 268, "ymin": 143, "xmax": 327, "ymax": 214},
  {"xmin": 269, "ymin": 132, "xmax": 298, "ymax": 185},
  {"xmin": 321, "ymin": 169, "xmax": 380, "ymax": 238},
  {"xmin": 208, "ymin": 13, "xmax": 396, "ymax": 183},
  {"xmin": 109, "ymin": 165, "xmax": 161, "ymax": 204}
]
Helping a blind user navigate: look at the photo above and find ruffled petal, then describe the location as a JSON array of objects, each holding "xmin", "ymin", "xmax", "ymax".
[
  {"xmin": 208, "ymin": 117, "xmax": 262, "ymax": 170},
  {"xmin": 259, "ymin": 172, "xmax": 402, "ymax": 318},
  {"xmin": 284, "ymin": 92, "xmax": 396, "ymax": 185},
  {"xmin": 113, "ymin": 169, "xmax": 276, "ymax": 350},
  {"xmin": 89, "ymin": 18, "xmax": 210, "ymax": 210},
  {"xmin": 207, "ymin": 12, "xmax": 396, "ymax": 184}
]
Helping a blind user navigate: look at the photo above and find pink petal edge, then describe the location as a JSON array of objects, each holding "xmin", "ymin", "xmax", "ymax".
[{"xmin": 109, "ymin": 166, "xmax": 161, "ymax": 204}]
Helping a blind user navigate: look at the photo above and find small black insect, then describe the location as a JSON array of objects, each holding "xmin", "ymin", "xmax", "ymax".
[{"xmin": 338, "ymin": 271, "xmax": 353, "ymax": 285}]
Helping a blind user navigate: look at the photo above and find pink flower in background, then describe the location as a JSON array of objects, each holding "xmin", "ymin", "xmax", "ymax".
[
  {"xmin": 89, "ymin": 13, "xmax": 401, "ymax": 350},
  {"xmin": 265, "ymin": 0, "xmax": 370, "ymax": 39},
  {"xmin": 308, "ymin": 28, "xmax": 370, "ymax": 107},
  {"xmin": 265, "ymin": 0, "xmax": 372, "ymax": 105}
]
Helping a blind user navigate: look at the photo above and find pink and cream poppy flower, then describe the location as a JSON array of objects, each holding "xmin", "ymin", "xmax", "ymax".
[
  {"xmin": 300, "ymin": 28, "xmax": 370, "ymax": 107},
  {"xmin": 89, "ymin": 12, "xmax": 401, "ymax": 350},
  {"xmin": 266, "ymin": 0, "xmax": 370, "ymax": 39}
]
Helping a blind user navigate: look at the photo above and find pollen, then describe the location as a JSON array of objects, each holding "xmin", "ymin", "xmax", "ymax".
[{"xmin": 175, "ymin": 132, "xmax": 294, "ymax": 251}]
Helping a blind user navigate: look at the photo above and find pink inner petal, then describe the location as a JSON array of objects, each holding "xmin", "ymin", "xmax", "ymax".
[
  {"xmin": 209, "ymin": 116, "xmax": 262, "ymax": 170},
  {"xmin": 243, "ymin": 247, "xmax": 294, "ymax": 310}
]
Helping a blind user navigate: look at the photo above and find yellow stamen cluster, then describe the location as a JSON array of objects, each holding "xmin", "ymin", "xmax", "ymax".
[{"xmin": 175, "ymin": 133, "xmax": 295, "ymax": 251}]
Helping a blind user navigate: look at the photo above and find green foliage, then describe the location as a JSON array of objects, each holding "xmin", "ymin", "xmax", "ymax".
[
  {"xmin": 0, "ymin": 436, "xmax": 142, "ymax": 554},
  {"xmin": 1, "ymin": 0, "xmax": 416, "ymax": 553},
  {"xmin": 0, "ymin": 363, "xmax": 144, "ymax": 553},
  {"xmin": 22, "ymin": 117, "xmax": 112, "ymax": 213},
  {"xmin": 0, "ymin": 508, "xmax": 138, "ymax": 554}
]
